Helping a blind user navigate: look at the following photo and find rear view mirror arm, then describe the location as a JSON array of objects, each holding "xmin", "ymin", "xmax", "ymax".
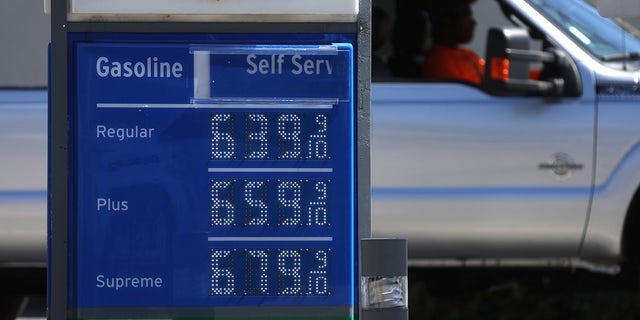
[
  {"xmin": 504, "ymin": 78, "xmax": 565, "ymax": 96},
  {"xmin": 505, "ymin": 48, "xmax": 555, "ymax": 63}
]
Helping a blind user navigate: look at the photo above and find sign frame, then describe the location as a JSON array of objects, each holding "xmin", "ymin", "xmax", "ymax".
[
  {"xmin": 48, "ymin": 1, "xmax": 371, "ymax": 320},
  {"xmin": 66, "ymin": 0, "xmax": 358, "ymax": 22}
]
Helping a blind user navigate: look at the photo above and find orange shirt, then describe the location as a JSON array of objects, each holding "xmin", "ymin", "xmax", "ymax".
[{"xmin": 422, "ymin": 44, "xmax": 485, "ymax": 84}]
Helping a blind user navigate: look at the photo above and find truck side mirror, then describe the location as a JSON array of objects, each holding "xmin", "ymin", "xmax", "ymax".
[{"xmin": 483, "ymin": 27, "xmax": 578, "ymax": 97}]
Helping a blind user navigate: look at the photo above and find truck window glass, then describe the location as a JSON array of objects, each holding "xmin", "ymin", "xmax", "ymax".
[
  {"xmin": 526, "ymin": 0, "xmax": 640, "ymax": 70},
  {"xmin": 372, "ymin": 0, "xmax": 532, "ymax": 86}
]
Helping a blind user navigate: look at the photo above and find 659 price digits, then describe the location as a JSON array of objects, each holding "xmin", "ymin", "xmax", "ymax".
[{"xmin": 211, "ymin": 179, "xmax": 330, "ymax": 227}]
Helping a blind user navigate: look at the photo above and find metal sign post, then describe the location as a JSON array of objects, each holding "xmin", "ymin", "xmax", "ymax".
[{"xmin": 49, "ymin": 1, "xmax": 371, "ymax": 319}]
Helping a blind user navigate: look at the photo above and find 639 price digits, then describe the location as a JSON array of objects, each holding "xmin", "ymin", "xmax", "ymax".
[{"xmin": 211, "ymin": 112, "xmax": 330, "ymax": 160}]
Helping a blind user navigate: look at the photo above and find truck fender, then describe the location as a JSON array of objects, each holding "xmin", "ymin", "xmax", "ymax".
[{"xmin": 584, "ymin": 141, "xmax": 640, "ymax": 262}]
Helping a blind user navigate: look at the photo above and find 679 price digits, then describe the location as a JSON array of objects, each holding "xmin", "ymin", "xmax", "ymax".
[{"xmin": 211, "ymin": 248, "xmax": 330, "ymax": 296}]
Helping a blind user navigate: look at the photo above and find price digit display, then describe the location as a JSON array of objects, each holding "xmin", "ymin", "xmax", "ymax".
[
  {"xmin": 210, "ymin": 248, "xmax": 331, "ymax": 296},
  {"xmin": 210, "ymin": 113, "xmax": 331, "ymax": 161},
  {"xmin": 210, "ymin": 179, "xmax": 331, "ymax": 227},
  {"xmin": 206, "ymin": 102, "xmax": 345, "ymax": 300}
]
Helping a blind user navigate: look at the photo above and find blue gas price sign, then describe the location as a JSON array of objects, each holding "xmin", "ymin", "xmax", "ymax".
[{"xmin": 72, "ymin": 42, "xmax": 355, "ymax": 319}]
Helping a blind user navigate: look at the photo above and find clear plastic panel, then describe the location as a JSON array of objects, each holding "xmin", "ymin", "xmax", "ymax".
[{"xmin": 190, "ymin": 44, "xmax": 351, "ymax": 105}]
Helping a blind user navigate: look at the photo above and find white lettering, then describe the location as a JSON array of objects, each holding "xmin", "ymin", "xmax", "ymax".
[
  {"xmin": 96, "ymin": 274, "xmax": 164, "ymax": 290},
  {"xmin": 303, "ymin": 58, "xmax": 315, "ymax": 75},
  {"xmin": 246, "ymin": 54, "xmax": 258, "ymax": 74},
  {"xmin": 258, "ymin": 58, "xmax": 270, "ymax": 74},
  {"xmin": 110, "ymin": 62, "xmax": 122, "ymax": 77},
  {"xmin": 289, "ymin": 55, "xmax": 333, "ymax": 75},
  {"xmin": 96, "ymin": 57, "xmax": 109, "ymax": 77},
  {"xmin": 291, "ymin": 55, "xmax": 303, "ymax": 75},
  {"xmin": 276, "ymin": 54, "xmax": 284, "ymax": 74},
  {"xmin": 95, "ymin": 56, "xmax": 183, "ymax": 78},
  {"xmin": 247, "ymin": 54, "xmax": 336, "ymax": 76},
  {"xmin": 246, "ymin": 54, "xmax": 286, "ymax": 75},
  {"xmin": 96, "ymin": 125, "xmax": 155, "ymax": 141},
  {"xmin": 123, "ymin": 62, "xmax": 133, "ymax": 77},
  {"xmin": 172, "ymin": 62, "xmax": 183, "ymax": 78},
  {"xmin": 97, "ymin": 198, "xmax": 129, "ymax": 212},
  {"xmin": 134, "ymin": 62, "xmax": 145, "ymax": 77}
]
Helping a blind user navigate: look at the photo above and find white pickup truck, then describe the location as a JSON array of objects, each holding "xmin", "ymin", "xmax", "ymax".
[
  {"xmin": 1, "ymin": 0, "xmax": 640, "ymax": 315},
  {"xmin": 371, "ymin": 0, "xmax": 640, "ymax": 271},
  {"xmin": 0, "ymin": 90, "xmax": 47, "ymax": 318}
]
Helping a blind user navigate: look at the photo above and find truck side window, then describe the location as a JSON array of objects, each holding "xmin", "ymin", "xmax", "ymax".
[
  {"xmin": 372, "ymin": 7, "xmax": 393, "ymax": 78},
  {"xmin": 387, "ymin": 4, "xmax": 429, "ymax": 78},
  {"xmin": 374, "ymin": 0, "xmax": 494, "ymax": 84},
  {"xmin": 373, "ymin": 0, "xmax": 581, "ymax": 98}
]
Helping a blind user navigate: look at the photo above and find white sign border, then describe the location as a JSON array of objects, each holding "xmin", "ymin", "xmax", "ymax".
[{"xmin": 68, "ymin": 0, "xmax": 358, "ymax": 22}]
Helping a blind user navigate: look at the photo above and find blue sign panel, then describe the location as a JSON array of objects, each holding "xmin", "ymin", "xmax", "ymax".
[{"xmin": 72, "ymin": 41, "xmax": 354, "ymax": 319}]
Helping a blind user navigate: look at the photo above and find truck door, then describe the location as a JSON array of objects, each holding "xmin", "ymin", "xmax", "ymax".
[
  {"xmin": 371, "ymin": 80, "xmax": 594, "ymax": 259},
  {"xmin": 370, "ymin": 0, "xmax": 595, "ymax": 261}
]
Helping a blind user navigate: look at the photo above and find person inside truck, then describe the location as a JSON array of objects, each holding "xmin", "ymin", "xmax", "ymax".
[{"xmin": 422, "ymin": 0, "xmax": 485, "ymax": 84}]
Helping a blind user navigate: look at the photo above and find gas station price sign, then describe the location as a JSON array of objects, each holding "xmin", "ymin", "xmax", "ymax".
[{"xmin": 71, "ymin": 41, "xmax": 355, "ymax": 318}]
